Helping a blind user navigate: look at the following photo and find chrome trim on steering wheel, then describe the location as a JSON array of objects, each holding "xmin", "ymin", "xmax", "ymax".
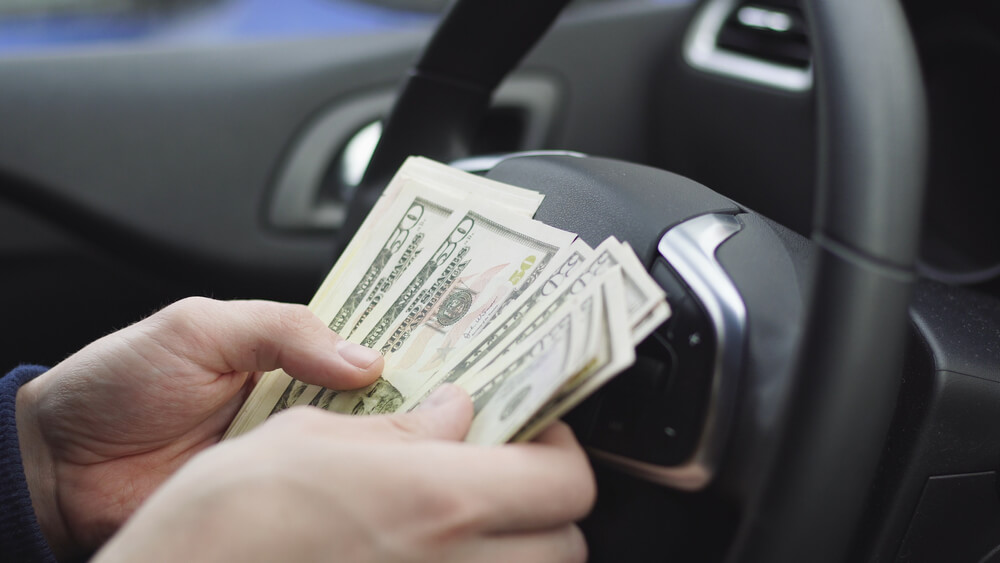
[{"xmin": 592, "ymin": 213, "xmax": 746, "ymax": 490}]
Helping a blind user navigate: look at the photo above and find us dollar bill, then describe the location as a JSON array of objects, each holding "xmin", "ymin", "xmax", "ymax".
[
  {"xmin": 463, "ymin": 304, "xmax": 584, "ymax": 445},
  {"xmin": 225, "ymin": 157, "xmax": 673, "ymax": 443},
  {"xmin": 224, "ymin": 185, "xmax": 468, "ymax": 437},
  {"xmin": 464, "ymin": 272, "xmax": 636, "ymax": 445},
  {"xmin": 294, "ymin": 205, "xmax": 578, "ymax": 415},
  {"xmin": 400, "ymin": 157, "xmax": 545, "ymax": 217},
  {"xmin": 462, "ymin": 273, "xmax": 608, "ymax": 415},
  {"xmin": 267, "ymin": 187, "xmax": 467, "ymax": 417},
  {"xmin": 400, "ymin": 238, "xmax": 595, "ymax": 411},
  {"xmin": 512, "ymin": 270, "xmax": 639, "ymax": 443},
  {"xmin": 326, "ymin": 157, "xmax": 544, "ymax": 293},
  {"xmin": 226, "ymin": 160, "xmax": 546, "ymax": 438},
  {"xmin": 507, "ymin": 237, "xmax": 661, "ymax": 350},
  {"xmin": 436, "ymin": 237, "xmax": 663, "ymax": 391}
]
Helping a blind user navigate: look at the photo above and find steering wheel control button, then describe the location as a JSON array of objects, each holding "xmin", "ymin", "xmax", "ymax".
[
  {"xmin": 590, "ymin": 213, "xmax": 746, "ymax": 490},
  {"xmin": 589, "ymin": 349, "xmax": 672, "ymax": 457},
  {"xmin": 645, "ymin": 297, "xmax": 717, "ymax": 467}
]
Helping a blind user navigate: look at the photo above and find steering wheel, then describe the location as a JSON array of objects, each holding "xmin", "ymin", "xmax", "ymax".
[{"xmin": 339, "ymin": 1, "xmax": 928, "ymax": 561}]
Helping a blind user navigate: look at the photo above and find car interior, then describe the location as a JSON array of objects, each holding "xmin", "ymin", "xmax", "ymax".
[{"xmin": 1, "ymin": 0, "xmax": 999, "ymax": 561}]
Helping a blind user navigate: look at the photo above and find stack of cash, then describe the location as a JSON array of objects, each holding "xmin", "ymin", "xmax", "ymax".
[{"xmin": 225, "ymin": 157, "xmax": 670, "ymax": 445}]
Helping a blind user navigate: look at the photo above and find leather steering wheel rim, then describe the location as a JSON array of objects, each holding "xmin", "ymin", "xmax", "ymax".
[{"xmin": 343, "ymin": 1, "xmax": 928, "ymax": 561}]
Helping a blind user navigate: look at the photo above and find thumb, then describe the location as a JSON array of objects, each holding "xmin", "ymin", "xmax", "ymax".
[{"xmin": 390, "ymin": 385, "xmax": 474, "ymax": 442}]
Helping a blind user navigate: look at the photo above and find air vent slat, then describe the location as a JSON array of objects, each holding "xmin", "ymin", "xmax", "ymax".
[
  {"xmin": 718, "ymin": 2, "xmax": 810, "ymax": 68},
  {"xmin": 684, "ymin": 0, "xmax": 812, "ymax": 91}
]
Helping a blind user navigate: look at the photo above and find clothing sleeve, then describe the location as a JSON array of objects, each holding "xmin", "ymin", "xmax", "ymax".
[{"xmin": 1, "ymin": 365, "xmax": 57, "ymax": 563}]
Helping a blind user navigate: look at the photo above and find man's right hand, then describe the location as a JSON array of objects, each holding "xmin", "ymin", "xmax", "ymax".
[{"xmin": 93, "ymin": 384, "xmax": 595, "ymax": 563}]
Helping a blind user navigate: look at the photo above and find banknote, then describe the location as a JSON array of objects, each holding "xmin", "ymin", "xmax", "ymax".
[
  {"xmin": 292, "ymin": 205, "xmax": 578, "ymax": 414},
  {"xmin": 631, "ymin": 300, "xmax": 672, "ymax": 345},
  {"xmin": 307, "ymin": 158, "xmax": 545, "ymax": 348},
  {"xmin": 431, "ymin": 237, "xmax": 662, "ymax": 392},
  {"xmin": 400, "ymin": 157, "xmax": 545, "ymax": 216},
  {"xmin": 464, "ymin": 272, "xmax": 635, "ymax": 445},
  {"xmin": 463, "ymin": 304, "xmax": 584, "ymax": 445},
  {"xmin": 318, "ymin": 182, "xmax": 465, "ymax": 333},
  {"xmin": 226, "ymin": 162, "xmax": 546, "ymax": 438},
  {"xmin": 511, "ymin": 271, "xmax": 637, "ymax": 442},
  {"xmin": 238, "ymin": 184, "xmax": 466, "ymax": 428},
  {"xmin": 399, "ymin": 238, "xmax": 595, "ymax": 411},
  {"xmin": 224, "ymin": 157, "xmax": 672, "ymax": 443},
  {"xmin": 325, "ymin": 157, "xmax": 545, "ymax": 291},
  {"xmin": 459, "ymin": 272, "xmax": 608, "ymax": 414},
  {"xmin": 509, "ymin": 238, "xmax": 663, "ymax": 349}
]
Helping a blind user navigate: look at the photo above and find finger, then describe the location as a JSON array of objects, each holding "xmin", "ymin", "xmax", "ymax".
[
  {"xmin": 528, "ymin": 421, "xmax": 580, "ymax": 449},
  {"xmin": 379, "ymin": 385, "xmax": 474, "ymax": 442},
  {"xmin": 152, "ymin": 297, "xmax": 382, "ymax": 389},
  {"xmin": 456, "ymin": 525, "xmax": 587, "ymax": 563},
  {"xmin": 447, "ymin": 423, "xmax": 596, "ymax": 532},
  {"xmin": 264, "ymin": 385, "xmax": 474, "ymax": 444}
]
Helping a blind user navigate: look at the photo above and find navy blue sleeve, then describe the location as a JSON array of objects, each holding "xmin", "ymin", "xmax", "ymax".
[{"xmin": 1, "ymin": 365, "xmax": 57, "ymax": 563}]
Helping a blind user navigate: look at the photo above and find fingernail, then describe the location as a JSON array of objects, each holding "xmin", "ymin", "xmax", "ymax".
[
  {"xmin": 418, "ymin": 384, "xmax": 464, "ymax": 410},
  {"xmin": 336, "ymin": 341, "xmax": 381, "ymax": 369}
]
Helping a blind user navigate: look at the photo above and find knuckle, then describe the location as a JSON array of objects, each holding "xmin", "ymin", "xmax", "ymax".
[
  {"xmin": 557, "ymin": 441, "xmax": 598, "ymax": 517},
  {"xmin": 274, "ymin": 303, "xmax": 318, "ymax": 333},
  {"xmin": 163, "ymin": 296, "xmax": 215, "ymax": 319},
  {"xmin": 563, "ymin": 525, "xmax": 588, "ymax": 563},
  {"xmin": 148, "ymin": 296, "xmax": 217, "ymax": 346},
  {"xmin": 410, "ymin": 478, "xmax": 484, "ymax": 540},
  {"xmin": 577, "ymin": 464, "xmax": 598, "ymax": 515}
]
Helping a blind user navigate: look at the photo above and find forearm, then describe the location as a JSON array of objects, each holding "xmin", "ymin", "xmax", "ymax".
[{"xmin": 0, "ymin": 365, "xmax": 57, "ymax": 563}]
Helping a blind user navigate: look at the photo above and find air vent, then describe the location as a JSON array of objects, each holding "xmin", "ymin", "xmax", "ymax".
[
  {"xmin": 718, "ymin": 1, "xmax": 809, "ymax": 68},
  {"xmin": 684, "ymin": 0, "xmax": 813, "ymax": 92}
]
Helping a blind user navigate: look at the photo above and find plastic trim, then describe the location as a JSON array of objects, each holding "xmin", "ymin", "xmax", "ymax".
[
  {"xmin": 683, "ymin": 0, "xmax": 813, "ymax": 92},
  {"xmin": 592, "ymin": 212, "xmax": 746, "ymax": 490},
  {"xmin": 450, "ymin": 150, "xmax": 586, "ymax": 174},
  {"xmin": 269, "ymin": 75, "xmax": 561, "ymax": 230}
]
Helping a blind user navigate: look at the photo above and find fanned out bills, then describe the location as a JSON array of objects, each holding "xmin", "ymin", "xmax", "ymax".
[{"xmin": 224, "ymin": 156, "xmax": 670, "ymax": 444}]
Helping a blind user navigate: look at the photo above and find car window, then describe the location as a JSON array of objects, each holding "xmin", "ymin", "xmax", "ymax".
[
  {"xmin": 0, "ymin": 0, "xmax": 441, "ymax": 55},
  {"xmin": 0, "ymin": 0, "xmax": 621, "ymax": 55}
]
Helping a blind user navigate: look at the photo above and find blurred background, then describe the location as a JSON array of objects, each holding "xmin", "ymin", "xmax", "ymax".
[
  {"xmin": 0, "ymin": 0, "xmax": 445, "ymax": 54},
  {"xmin": 0, "ymin": 0, "xmax": 619, "ymax": 54}
]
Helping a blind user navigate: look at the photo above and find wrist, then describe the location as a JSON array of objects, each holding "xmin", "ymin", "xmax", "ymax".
[{"xmin": 16, "ymin": 377, "xmax": 75, "ymax": 560}]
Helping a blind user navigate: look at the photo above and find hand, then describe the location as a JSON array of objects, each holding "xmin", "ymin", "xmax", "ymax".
[
  {"xmin": 93, "ymin": 385, "xmax": 595, "ymax": 563},
  {"xmin": 15, "ymin": 297, "xmax": 384, "ymax": 559}
]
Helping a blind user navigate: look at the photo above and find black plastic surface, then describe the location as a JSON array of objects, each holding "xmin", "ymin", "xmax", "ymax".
[
  {"xmin": 854, "ymin": 281, "xmax": 1000, "ymax": 562},
  {"xmin": 585, "ymin": 258, "xmax": 716, "ymax": 467},
  {"xmin": 807, "ymin": 0, "xmax": 927, "ymax": 266},
  {"xmin": 486, "ymin": 155, "xmax": 741, "ymax": 261},
  {"xmin": 909, "ymin": 0, "xmax": 1000, "ymax": 282},
  {"xmin": 653, "ymin": 8, "xmax": 816, "ymax": 237},
  {"xmin": 738, "ymin": 248, "xmax": 917, "ymax": 563},
  {"xmin": 713, "ymin": 213, "xmax": 808, "ymax": 497},
  {"xmin": 643, "ymin": 261, "xmax": 716, "ymax": 465},
  {"xmin": 897, "ymin": 472, "xmax": 1000, "ymax": 562},
  {"xmin": 414, "ymin": 0, "xmax": 572, "ymax": 93},
  {"xmin": 911, "ymin": 282, "xmax": 1000, "ymax": 381},
  {"xmin": 733, "ymin": 0, "xmax": 928, "ymax": 560}
]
